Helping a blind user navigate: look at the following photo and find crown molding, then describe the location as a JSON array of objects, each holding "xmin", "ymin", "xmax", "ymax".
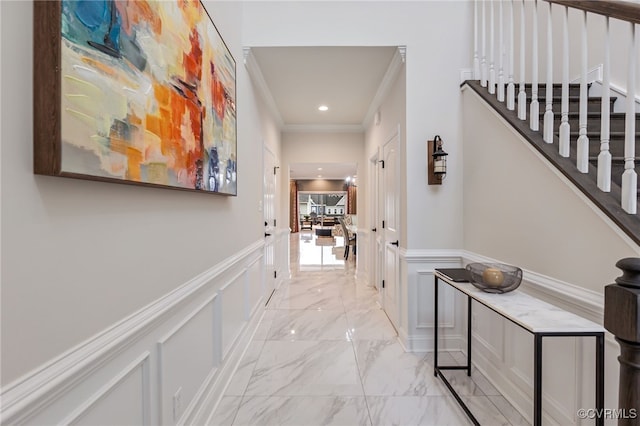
[
  {"xmin": 362, "ymin": 45, "xmax": 407, "ymax": 129},
  {"xmin": 243, "ymin": 47, "xmax": 284, "ymax": 128},
  {"xmin": 282, "ymin": 124, "xmax": 364, "ymax": 134}
]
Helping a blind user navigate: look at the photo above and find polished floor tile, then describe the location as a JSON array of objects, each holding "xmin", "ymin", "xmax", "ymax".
[
  {"xmin": 268, "ymin": 309, "xmax": 351, "ymax": 341},
  {"xmin": 208, "ymin": 232, "xmax": 529, "ymax": 425},
  {"xmin": 232, "ymin": 396, "xmax": 370, "ymax": 426},
  {"xmin": 354, "ymin": 339, "xmax": 446, "ymax": 396},
  {"xmin": 244, "ymin": 340, "xmax": 363, "ymax": 396},
  {"xmin": 366, "ymin": 395, "xmax": 470, "ymax": 426}
]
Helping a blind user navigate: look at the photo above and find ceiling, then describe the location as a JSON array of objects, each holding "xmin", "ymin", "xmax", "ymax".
[
  {"xmin": 288, "ymin": 162, "xmax": 357, "ymax": 181},
  {"xmin": 248, "ymin": 46, "xmax": 400, "ymax": 180},
  {"xmin": 250, "ymin": 46, "xmax": 398, "ymax": 127}
]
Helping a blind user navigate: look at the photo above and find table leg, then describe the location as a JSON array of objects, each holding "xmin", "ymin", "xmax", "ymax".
[
  {"xmin": 434, "ymin": 275, "xmax": 439, "ymax": 377},
  {"xmin": 467, "ymin": 296, "xmax": 472, "ymax": 376},
  {"xmin": 596, "ymin": 333, "xmax": 604, "ymax": 426},
  {"xmin": 534, "ymin": 334, "xmax": 542, "ymax": 426}
]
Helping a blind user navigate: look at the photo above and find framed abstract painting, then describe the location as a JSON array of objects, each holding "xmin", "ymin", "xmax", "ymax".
[{"xmin": 34, "ymin": 0, "xmax": 237, "ymax": 195}]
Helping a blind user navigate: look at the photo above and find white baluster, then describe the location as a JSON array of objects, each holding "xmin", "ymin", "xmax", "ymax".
[
  {"xmin": 530, "ymin": 0, "xmax": 539, "ymax": 131},
  {"xmin": 598, "ymin": 17, "xmax": 612, "ymax": 192},
  {"xmin": 518, "ymin": 0, "xmax": 527, "ymax": 120},
  {"xmin": 543, "ymin": 1, "xmax": 554, "ymax": 143},
  {"xmin": 497, "ymin": 0, "xmax": 505, "ymax": 102},
  {"xmin": 481, "ymin": 0, "xmax": 488, "ymax": 87},
  {"xmin": 474, "ymin": 0, "xmax": 480, "ymax": 80},
  {"xmin": 576, "ymin": 10, "xmax": 589, "ymax": 173},
  {"xmin": 507, "ymin": 0, "xmax": 516, "ymax": 110},
  {"xmin": 559, "ymin": 5, "xmax": 570, "ymax": 157},
  {"xmin": 489, "ymin": 0, "xmax": 496, "ymax": 94},
  {"xmin": 622, "ymin": 23, "xmax": 637, "ymax": 214}
]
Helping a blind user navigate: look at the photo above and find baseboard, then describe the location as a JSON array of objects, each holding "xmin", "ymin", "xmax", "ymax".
[
  {"xmin": 188, "ymin": 308, "xmax": 266, "ymax": 426},
  {"xmin": 0, "ymin": 240, "xmax": 265, "ymax": 425},
  {"xmin": 398, "ymin": 328, "xmax": 464, "ymax": 353}
]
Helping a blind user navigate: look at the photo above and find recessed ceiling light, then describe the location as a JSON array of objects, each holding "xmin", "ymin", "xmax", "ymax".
[
  {"xmin": 318, "ymin": 105, "xmax": 329, "ymax": 112},
  {"xmin": 318, "ymin": 167, "xmax": 323, "ymax": 171},
  {"xmin": 318, "ymin": 174, "xmax": 322, "ymax": 178}
]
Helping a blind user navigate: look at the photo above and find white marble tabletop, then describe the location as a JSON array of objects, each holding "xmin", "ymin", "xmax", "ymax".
[{"xmin": 434, "ymin": 270, "xmax": 605, "ymax": 334}]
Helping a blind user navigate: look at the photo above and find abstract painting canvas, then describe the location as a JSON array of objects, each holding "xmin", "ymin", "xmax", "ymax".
[{"xmin": 34, "ymin": 0, "xmax": 237, "ymax": 195}]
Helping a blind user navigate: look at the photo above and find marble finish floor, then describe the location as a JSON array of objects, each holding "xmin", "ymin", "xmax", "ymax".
[{"xmin": 209, "ymin": 232, "xmax": 529, "ymax": 425}]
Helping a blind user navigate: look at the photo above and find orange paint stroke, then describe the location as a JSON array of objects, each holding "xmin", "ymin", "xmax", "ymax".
[{"xmin": 126, "ymin": 146, "xmax": 143, "ymax": 181}]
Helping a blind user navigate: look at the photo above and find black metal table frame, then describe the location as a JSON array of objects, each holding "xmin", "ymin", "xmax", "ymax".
[{"xmin": 434, "ymin": 272, "xmax": 605, "ymax": 426}]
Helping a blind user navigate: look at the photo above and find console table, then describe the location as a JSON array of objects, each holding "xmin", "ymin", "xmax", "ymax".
[{"xmin": 434, "ymin": 268, "xmax": 605, "ymax": 426}]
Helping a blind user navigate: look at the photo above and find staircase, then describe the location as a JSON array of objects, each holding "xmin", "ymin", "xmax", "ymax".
[
  {"xmin": 528, "ymin": 83, "xmax": 640, "ymax": 198},
  {"xmin": 464, "ymin": 80, "xmax": 640, "ymax": 245}
]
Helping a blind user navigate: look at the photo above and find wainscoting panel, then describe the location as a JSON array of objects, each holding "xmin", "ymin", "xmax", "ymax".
[
  {"xmin": 399, "ymin": 250, "xmax": 464, "ymax": 352},
  {"xmin": 220, "ymin": 272, "xmax": 249, "ymax": 359},
  {"xmin": 157, "ymin": 296, "xmax": 217, "ymax": 424},
  {"xmin": 396, "ymin": 249, "xmax": 620, "ymax": 426},
  {"xmin": 416, "ymin": 271, "xmax": 455, "ymax": 329},
  {"xmin": 246, "ymin": 257, "xmax": 264, "ymax": 319},
  {"xmin": 471, "ymin": 302, "xmax": 505, "ymax": 363},
  {"xmin": 0, "ymin": 240, "xmax": 266, "ymax": 425},
  {"xmin": 61, "ymin": 352, "xmax": 150, "ymax": 425}
]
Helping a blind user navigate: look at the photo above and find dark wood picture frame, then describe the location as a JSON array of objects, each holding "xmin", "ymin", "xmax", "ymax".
[{"xmin": 34, "ymin": 0, "xmax": 238, "ymax": 195}]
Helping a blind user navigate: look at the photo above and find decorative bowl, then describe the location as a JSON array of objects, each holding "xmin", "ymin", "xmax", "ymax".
[{"xmin": 465, "ymin": 263, "xmax": 523, "ymax": 293}]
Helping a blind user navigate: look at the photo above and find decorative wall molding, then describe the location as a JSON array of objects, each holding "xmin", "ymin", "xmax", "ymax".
[
  {"xmin": 400, "ymin": 248, "xmax": 462, "ymax": 264},
  {"xmin": 189, "ymin": 308, "xmax": 266, "ymax": 426},
  {"xmin": 460, "ymin": 250, "xmax": 604, "ymax": 323},
  {"xmin": 58, "ymin": 352, "xmax": 151, "ymax": 425},
  {"xmin": 362, "ymin": 45, "xmax": 407, "ymax": 129},
  {"xmin": 0, "ymin": 240, "xmax": 265, "ymax": 425},
  {"xmin": 243, "ymin": 47, "xmax": 284, "ymax": 128}
]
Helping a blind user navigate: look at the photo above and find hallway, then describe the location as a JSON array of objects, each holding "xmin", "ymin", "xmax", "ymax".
[{"xmin": 209, "ymin": 232, "xmax": 529, "ymax": 425}]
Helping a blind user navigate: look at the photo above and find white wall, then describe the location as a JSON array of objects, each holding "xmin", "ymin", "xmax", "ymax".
[
  {"xmin": 462, "ymin": 88, "xmax": 640, "ymax": 291},
  {"xmin": 1, "ymin": 0, "xmax": 285, "ymax": 423},
  {"xmin": 243, "ymin": 0, "xmax": 474, "ymax": 251},
  {"xmin": 1, "ymin": 0, "xmax": 276, "ymax": 394}
]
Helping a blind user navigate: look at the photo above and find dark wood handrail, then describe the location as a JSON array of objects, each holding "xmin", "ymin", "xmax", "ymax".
[{"xmin": 545, "ymin": 0, "xmax": 640, "ymax": 25}]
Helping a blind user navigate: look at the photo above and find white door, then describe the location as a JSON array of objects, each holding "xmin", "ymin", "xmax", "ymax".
[
  {"xmin": 382, "ymin": 128, "xmax": 401, "ymax": 329},
  {"xmin": 263, "ymin": 146, "xmax": 277, "ymax": 304},
  {"xmin": 370, "ymin": 154, "xmax": 383, "ymax": 300}
]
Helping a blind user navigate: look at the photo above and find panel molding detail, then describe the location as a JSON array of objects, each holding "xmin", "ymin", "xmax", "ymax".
[
  {"xmin": 0, "ymin": 240, "xmax": 265, "ymax": 425},
  {"xmin": 58, "ymin": 352, "xmax": 151, "ymax": 425}
]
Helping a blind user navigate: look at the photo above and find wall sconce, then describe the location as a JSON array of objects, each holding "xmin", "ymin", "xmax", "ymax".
[{"xmin": 427, "ymin": 135, "xmax": 448, "ymax": 185}]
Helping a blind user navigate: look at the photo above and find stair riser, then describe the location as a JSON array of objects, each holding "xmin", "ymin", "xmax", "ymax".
[
  {"xmin": 548, "ymin": 118, "xmax": 640, "ymax": 133},
  {"xmin": 523, "ymin": 84, "xmax": 583, "ymax": 97}
]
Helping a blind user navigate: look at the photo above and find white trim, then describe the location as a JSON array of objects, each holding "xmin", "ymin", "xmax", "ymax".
[
  {"xmin": 244, "ymin": 47, "xmax": 284, "ymax": 128},
  {"xmin": 157, "ymin": 294, "xmax": 219, "ymax": 425},
  {"xmin": 461, "ymin": 85, "xmax": 640, "ymax": 253},
  {"xmin": 362, "ymin": 46, "xmax": 407, "ymax": 128},
  {"xmin": 401, "ymin": 248, "xmax": 462, "ymax": 264},
  {"xmin": 199, "ymin": 309, "xmax": 268, "ymax": 426},
  {"xmin": 58, "ymin": 352, "xmax": 151, "ymax": 426},
  {"xmin": 569, "ymin": 63, "xmax": 602, "ymax": 85},
  {"xmin": 0, "ymin": 240, "xmax": 264, "ymax": 425},
  {"xmin": 402, "ymin": 246, "xmax": 606, "ymax": 324},
  {"xmin": 459, "ymin": 68, "xmax": 474, "ymax": 84}
]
